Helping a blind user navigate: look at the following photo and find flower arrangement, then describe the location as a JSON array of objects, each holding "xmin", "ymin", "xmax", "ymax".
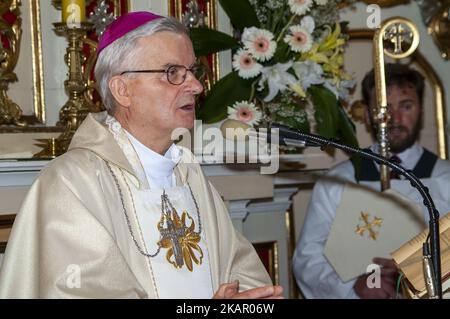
[{"xmin": 190, "ymin": 0, "xmax": 358, "ymax": 147}]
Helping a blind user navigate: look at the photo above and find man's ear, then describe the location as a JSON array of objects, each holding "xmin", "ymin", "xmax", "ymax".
[{"xmin": 109, "ymin": 75, "xmax": 131, "ymax": 108}]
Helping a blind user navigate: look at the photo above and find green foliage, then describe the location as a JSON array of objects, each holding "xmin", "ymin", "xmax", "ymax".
[
  {"xmin": 196, "ymin": 72, "xmax": 253, "ymax": 123},
  {"xmin": 218, "ymin": 0, "xmax": 260, "ymax": 30},
  {"xmin": 189, "ymin": 28, "xmax": 239, "ymax": 56},
  {"xmin": 310, "ymin": 85, "xmax": 339, "ymax": 138}
]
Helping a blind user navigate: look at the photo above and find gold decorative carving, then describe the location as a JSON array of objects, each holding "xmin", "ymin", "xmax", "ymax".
[
  {"xmin": 0, "ymin": 214, "xmax": 15, "ymax": 254},
  {"xmin": 428, "ymin": 1, "xmax": 450, "ymax": 60},
  {"xmin": 0, "ymin": 0, "xmax": 24, "ymax": 126},
  {"xmin": 361, "ymin": 0, "xmax": 410, "ymax": 7},
  {"xmin": 253, "ymin": 241, "xmax": 279, "ymax": 286},
  {"xmin": 0, "ymin": 1, "xmax": 49, "ymax": 132}
]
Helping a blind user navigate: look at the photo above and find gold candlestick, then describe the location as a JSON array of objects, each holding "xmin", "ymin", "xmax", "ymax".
[
  {"xmin": 54, "ymin": 22, "xmax": 92, "ymax": 129},
  {"xmin": 33, "ymin": 21, "xmax": 93, "ymax": 158}
]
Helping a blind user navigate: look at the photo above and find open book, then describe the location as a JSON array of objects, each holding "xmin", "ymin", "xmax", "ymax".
[{"xmin": 391, "ymin": 213, "xmax": 450, "ymax": 298}]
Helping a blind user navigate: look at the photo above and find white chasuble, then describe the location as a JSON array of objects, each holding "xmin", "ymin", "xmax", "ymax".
[{"xmin": 106, "ymin": 116, "xmax": 213, "ymax": 298}]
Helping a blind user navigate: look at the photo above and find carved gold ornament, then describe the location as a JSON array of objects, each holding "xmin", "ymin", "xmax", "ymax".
[
  {"xmin": 428, "ymin": 1, "xmax": 450, "ymax": 60},
  {"xmin": 361, "ymin": 0, "xmax": 410, "ymax": 7},
  {"xmin": 0, "ymin": 0, "xmax": 25, "ymax": 126}
]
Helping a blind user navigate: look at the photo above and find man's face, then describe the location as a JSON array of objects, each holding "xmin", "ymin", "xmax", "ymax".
[
  {"xmin": 369, "ymin": 84, "xmax": 422, "ymax": 153},
  {"xmin": 122, "ymin": 31, "xmax": 203, "ymax": 138}
]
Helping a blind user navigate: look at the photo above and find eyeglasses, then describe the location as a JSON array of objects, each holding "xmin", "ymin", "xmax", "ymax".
[{"xmin": 120, "ymin": 64, "xmax": 206, "ymax": 85}]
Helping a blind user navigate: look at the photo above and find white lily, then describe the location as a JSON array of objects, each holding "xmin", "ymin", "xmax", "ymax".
[
  {"xmin": 293, "ymin": 60, "xmax": 324, "ymax": 91},
  {"xmin": 258, "ymin": 62, "xmax": 297, "ymax": 102}
]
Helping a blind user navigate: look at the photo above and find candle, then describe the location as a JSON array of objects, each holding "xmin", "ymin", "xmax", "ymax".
[{"xmin": 62, "ymin": 0, "xmax": 86, "ymax": 27}]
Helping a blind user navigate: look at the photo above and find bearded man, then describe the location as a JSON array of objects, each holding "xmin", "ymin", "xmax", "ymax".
[{"xmin": 292, "ymin": 63, "xmax": 450, "ymax": 299}]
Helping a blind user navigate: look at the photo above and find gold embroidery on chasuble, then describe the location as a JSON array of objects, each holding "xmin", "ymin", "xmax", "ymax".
[{"xmin": 158, "ymin": 190, "xmax": 204, "ymax": 271}]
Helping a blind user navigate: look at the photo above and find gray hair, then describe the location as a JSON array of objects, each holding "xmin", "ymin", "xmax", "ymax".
[{"xmin": 94, "ymin": 17, "xmax": 189, "ymax": 113}]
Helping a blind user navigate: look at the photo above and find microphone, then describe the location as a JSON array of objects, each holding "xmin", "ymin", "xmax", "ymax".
[
  {"xmin": 220, "ymin": 119, "xmax": 318, "ymax": 148},
  {"xmin": 220, "ymin": 118, "xmax": 443, "ymax": 298},
  {"xmin": 269, "ymin": 122, "xmax": 326, "ymax": 148}
]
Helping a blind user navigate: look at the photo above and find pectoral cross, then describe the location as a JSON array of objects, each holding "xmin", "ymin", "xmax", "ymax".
[
  {"xmin": 355, "ymin": 212, "xmax": 383, "ymax": 240},
  {"xmin": 157, "ymin": 190, "xmax": 203, "ymax": 271},
  {"xmin": 159, "ymin": 218, "xmax": 187, "ymax": 268}
]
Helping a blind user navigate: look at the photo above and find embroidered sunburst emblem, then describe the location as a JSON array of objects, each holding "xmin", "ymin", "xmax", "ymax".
[{"xmin": 158, "ymin": 209, "xmax": 203, "ymax": 271}]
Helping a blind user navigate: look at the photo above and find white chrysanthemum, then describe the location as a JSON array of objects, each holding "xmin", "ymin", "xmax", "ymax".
[
  {"xmin": 284, "ymin": 25, "xmax": 313, "ymax": 52},
  {"xmin": 232, "ymin": 49, "xmax": 262, "ymax": 79},
  {"xmin": 242, "ymin": 27, "xmax": 276, "ymax": 62},
  {"xmin": 288, "ymin": 0, "xmax": 313, "ymax": 16},
  {"xmin": 227, "ymin": 101, "xmax": 262, "ymax": 126},
  {"xmin": 315, "ymin": 0, "xmax": 328, "ymax": 5}
]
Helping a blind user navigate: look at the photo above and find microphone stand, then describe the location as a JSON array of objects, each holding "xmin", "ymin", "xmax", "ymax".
[{"xmin": 271, "ymin": 123, "xmax": 442, "ymax": 298}]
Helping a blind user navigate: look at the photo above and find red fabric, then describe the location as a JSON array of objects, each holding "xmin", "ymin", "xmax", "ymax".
[{"xmin": 390, "ymin": 155, "xmax": 402, "ymax": 179}]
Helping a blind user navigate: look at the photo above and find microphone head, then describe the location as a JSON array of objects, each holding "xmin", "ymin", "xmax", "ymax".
[{"xmin": 220, "ymin": 119, "xmax": 252, "ymax": 141}]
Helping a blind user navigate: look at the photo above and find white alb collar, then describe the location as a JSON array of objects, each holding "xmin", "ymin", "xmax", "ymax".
[{"xmin": 125, "ymin": 131, "xmax": 182, "ymax": 180}]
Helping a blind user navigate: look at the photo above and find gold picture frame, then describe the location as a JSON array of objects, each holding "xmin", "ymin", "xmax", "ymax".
[
  {"xmin": 0, "ymin": 214, "xmax": 15, "ymax": 254},
  {"xmin": 361, "ymin": 0, "xmax": 410, "ymax": 7},
  {"xmin": 253, "ymin": 241, "xmax": 279, "ymax": 286},
  {"xmin": 0, "ymin": 0, "xmax": 46, "ymax": 131}
]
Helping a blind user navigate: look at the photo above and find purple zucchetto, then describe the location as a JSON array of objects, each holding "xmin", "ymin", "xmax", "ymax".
[{"xmin": 97, "ymin": 11, "xmax": 163, "ymax": 55}]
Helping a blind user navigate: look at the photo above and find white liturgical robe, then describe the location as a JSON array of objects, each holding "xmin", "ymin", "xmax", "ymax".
[
  {"xmin": 293, "ymin": 143, "xmax": 450, "ymax": 299},
  {"xmin": 0, "ymin": 112, "xmax": 271, "ymax": 298}
]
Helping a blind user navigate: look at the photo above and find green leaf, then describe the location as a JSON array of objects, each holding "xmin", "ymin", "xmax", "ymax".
[
  {"xmin": 197, "ymin": 71, "xmax": 253, "ymax": 123},
  {"xmin": 190, "ymin": 28, "xmax": 240, "ymax": 56},
  {"xmin": 310, "ymin": 85, "xmax": 339, "ymax": 138},
  {"xmin": 337, "ymin": 104, "xmax": 361, "ymax": 181},
  {"xmin": 337, "ymin": 106, "xmax": 358, "ymax": 148},
  {"xmin": 274, "ymin": 103, "xmax": 310, "ymax": 133},
  {"xmin": 272, "ymin": 41, "xmax": 291, "ymax": 63},
  {"xmin": 218, "ymin": 0, "xmax": 260, "ymax": 30}
]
